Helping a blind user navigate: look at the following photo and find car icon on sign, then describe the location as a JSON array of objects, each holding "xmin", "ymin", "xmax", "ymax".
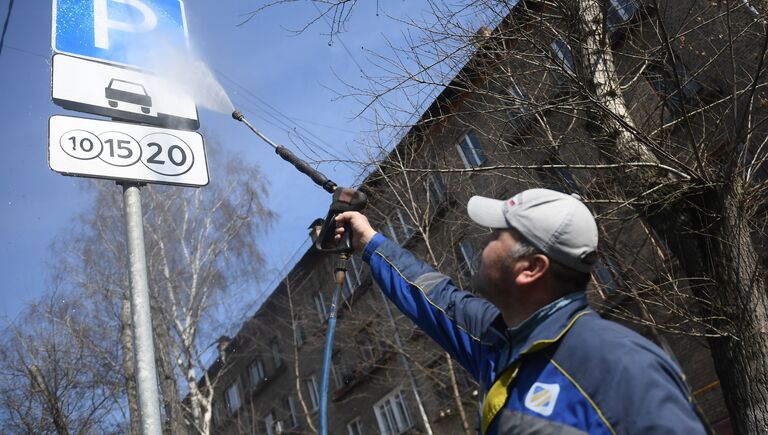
[{"xmin": 105, "ymin": 79, "xmax": 153, "ymax": 114}]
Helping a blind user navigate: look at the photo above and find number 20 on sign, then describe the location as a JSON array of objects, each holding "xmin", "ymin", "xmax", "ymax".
[
  {"xmin": 49, "ymin": 115, "xmax": 209, "ymax": 187},
  {"xmin": 63, "ymin": 130, "xmax": 193, "ymax": 175}
]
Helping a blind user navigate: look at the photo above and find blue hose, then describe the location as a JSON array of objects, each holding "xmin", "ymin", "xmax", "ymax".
[{"xmin": 319, "ymin": 280, "xmax": 342, "ymax": 435}]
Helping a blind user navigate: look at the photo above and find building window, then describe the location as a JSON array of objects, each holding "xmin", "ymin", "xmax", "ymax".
[
  {"xmin": 249, "ymin": 358, "xmax": 265, "ymax": 387},
  {"xmin": 264, "ymin": 410, "xmax": 277, "ymax": 435},
  {"xmin": 640, "ymin": 220, "xmax": 672, "ymax": 261},
  {"xmin": 345, "ymin": 255, "xmax": 363, "ymax": 294},
  {"xmin": 285, "ymin": 394, "xmax": 299, "ymax": 428},
  {"xmin": 357, "ymin": 331, "xmax": 378, "ymax": 363},
  {"xmin": 374, "ymin": 388, "xmax": 413, "ymax": 435},
  {"xmin": 593, "ymin": 253, "xmax": 626, "ymax": 296},
  {"xmin": 456, "ymin": 239, "xmax": 477, "ymax": 280},
  {"xmin": 644, "ymin": 51, "xmax": 703, "ymax": 117},
  {"xmin": 332, "ymin": 355, "xmax": 345, "ymax": 389},
  {"xmin": 384, "ymin": 209, "xmax": 417, "ymax": 245},
  {"xmin": 212, "ymin": 401, "xmax": 223, "ymax": 427},
  {"xmin": 225, "ymin": 381, "xmax": 241, "ymax": 415},
  {"xmin": 347, "ymin": 417, "xmax": 365, "ymax": 435},
  {"xmin": 550, "ymin": 39, "xmax": 575, "ymax": 75},
  {"xmin": 507, "ymin": 84, "xmax": 532, "ymax": 133},
  {"xmin": 538, "ymin": 157, "xmax": 579, "ymax": 194},
  {"xmin": 306, "ymin": 375, "xmax": 320, "ymax": 411},
  {"xmin": 350, "ymin": 255, "xmax": 364, "ymax": 283},
  {"xmin": 314, "ymin": 292, "xmax": 328, "ymax": 324},
  {"xmin": 427, "ymin": 173, "xmax": 447, "ymax": 213},
  {"xmin": 292, "ymin": 316, "xmax": 305, "ymax": 347},
  {"xmin": 456, "ymin": 130, "xmax": 487, "ymax": 168},
  {"xmin": 270, "ymin": 341, "xmax": 282, "ymax": 368},
  {"xmin": 343, "ymin": 274, "xmax": 355, "ymax": 299},
  {"xmin": 607, "ymin": 0, "xmax": 638, "ymax": 30}
]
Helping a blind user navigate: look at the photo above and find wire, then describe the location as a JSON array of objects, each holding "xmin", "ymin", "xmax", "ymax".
[
  {"xmin": 2, "ymin": 43, "xmax": 47, "ymax": 60},
  {"xmin": 217, "ymin": 69, "xmax": 354, "ymax": 166},
  {"xmin": 0, "ymin": 0, "xmax": 15, "ymax": 57}
]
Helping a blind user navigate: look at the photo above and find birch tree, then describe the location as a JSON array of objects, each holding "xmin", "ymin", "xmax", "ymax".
[
  {"xmin": 52, "ymin": 147, "xmax": 273, "ymax": 434},
  {"xmin": 0, "ymin": 286, "xmax": 126, "ymax": 434}
]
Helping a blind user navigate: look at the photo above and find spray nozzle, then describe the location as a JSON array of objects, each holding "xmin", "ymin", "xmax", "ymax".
[{"xmin": 232, "ymin": 110, "xmax": 245, "ymax": 122}]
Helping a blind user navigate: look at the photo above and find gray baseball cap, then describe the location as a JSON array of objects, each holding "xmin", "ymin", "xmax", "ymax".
[{"xmin": 467, "ymin": 188, "xmax": 598, "ymax": 272}]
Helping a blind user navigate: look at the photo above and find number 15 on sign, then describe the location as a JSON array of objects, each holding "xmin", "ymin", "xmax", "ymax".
[{"xmin": 49, "ymin": 115, "xmax": 209, "ymax": 187}]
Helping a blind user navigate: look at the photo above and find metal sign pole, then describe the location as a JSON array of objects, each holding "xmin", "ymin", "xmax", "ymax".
[{"xmin": 122, "ymin": 182, "xmax": 163, "ymax": 435}]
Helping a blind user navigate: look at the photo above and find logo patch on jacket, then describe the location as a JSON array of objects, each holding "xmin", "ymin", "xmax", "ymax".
[{"xmin": 524, "ymin": 382, "xmax": 560, "ymax": 416}]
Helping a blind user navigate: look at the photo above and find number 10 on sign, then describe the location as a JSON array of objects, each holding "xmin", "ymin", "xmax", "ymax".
[{"xmin": 49, "ymin": 115, "xmax": 209, "ymax": 187}]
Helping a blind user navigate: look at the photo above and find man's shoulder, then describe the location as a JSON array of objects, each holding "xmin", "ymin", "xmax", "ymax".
[
  {"xmin": 557, "ymin": 311, "xmax": 687, "ymax": 391},
  {"xmin": 555, "ymin": 312, "xmax": 705, "ymax": 433},
  {"xmin": 566, "ymin": 311, "xmax": 669, "ymax": 361}
]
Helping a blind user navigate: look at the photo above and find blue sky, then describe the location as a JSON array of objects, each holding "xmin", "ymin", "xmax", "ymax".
[{"xmin": 0, "ymin": 0, "xmax": 433, "ymax": 323}]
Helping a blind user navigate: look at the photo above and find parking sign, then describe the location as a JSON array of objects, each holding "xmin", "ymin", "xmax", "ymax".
[{"xmin": 52, "ymin": 0, "xmax": 189, "ymax": 69}]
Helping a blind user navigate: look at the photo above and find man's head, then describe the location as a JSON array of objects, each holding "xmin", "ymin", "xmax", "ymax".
[{"xmin": 466, "ymin": 189, "xmax": 598, "ymax": 311}]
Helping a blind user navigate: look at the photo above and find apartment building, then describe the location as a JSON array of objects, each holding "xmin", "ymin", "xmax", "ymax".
[{"xmin": 198, "ymin": 0, "xmax": 768, "ymax": 433}]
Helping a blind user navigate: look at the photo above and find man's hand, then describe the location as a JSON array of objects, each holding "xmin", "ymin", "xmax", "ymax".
[{"xmin": 335, "ymin": 212, "xmax": 377, "ymax": 253}]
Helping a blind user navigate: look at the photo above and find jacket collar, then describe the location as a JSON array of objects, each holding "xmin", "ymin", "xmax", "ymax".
[{"xmin": 489, "ymin": 294, "xmax": 591, "ymax": 372}]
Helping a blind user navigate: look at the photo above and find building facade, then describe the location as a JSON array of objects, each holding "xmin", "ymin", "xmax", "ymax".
[{"xmin": 199, "ymin": 0, "xmax": 768, "ymax": 433}]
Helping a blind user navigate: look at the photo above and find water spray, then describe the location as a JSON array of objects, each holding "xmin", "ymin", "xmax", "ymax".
[{"xmin": 233, "ymin": 110, "xmax": 366, "ymax": 435}]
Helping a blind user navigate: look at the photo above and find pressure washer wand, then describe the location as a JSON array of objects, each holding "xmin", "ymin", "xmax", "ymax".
[{"xmin": 233, "ymin": 110, "xmax": 337, "ymax": 194}]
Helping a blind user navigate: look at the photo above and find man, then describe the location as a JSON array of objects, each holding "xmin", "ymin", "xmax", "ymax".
[{"xmin": 335, "ymin": 188, "xmax": 707, "ymax": 434}]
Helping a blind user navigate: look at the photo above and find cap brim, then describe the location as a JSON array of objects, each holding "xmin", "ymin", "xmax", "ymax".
[{"xmin": 467, "ymin": 196, "xmax": 509, "ymax": 228}]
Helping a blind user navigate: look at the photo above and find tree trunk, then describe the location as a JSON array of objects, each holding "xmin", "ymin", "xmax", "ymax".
[
  {"xmin": 151, "ymin": 300, "xmax": 184, "ymax": 435},
  {"xmin": 446, "ymin": 353, "xmax": 472, "ymax": 435},
  {"xmin": 570, "ymin": 0, "xmax": 768, "ymax": 431},
  {"xmin": 701, "ymin": 185, "xmax": 768, "ymax": 433},
  {"xmin": 28, "ymin": 365, "xmax": 69, "ymax": 435}
]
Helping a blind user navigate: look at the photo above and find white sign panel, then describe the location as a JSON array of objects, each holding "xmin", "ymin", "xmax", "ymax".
[
  {"xmin": 52, "ymin": 54, "xmax": 199, "ymax": 130},
  {"xmin": 53, "ymin": 0, "xmax": 188, "ymax": 70},
  {"xmin": 49, "ymin": 115, "xmax": 209, "ymax": 187}
]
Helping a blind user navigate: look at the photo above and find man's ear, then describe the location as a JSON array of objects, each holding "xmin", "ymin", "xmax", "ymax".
[{"xmin": 514, "ymin": 254, "xmax": 550, "ymax": 286}]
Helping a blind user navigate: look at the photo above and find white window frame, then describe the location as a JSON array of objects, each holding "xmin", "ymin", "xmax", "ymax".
[
  {"xmin": 306, "ymin": 375, "xmax": 320, "ymax": 411},
  {"xmin": 225, "ymin": 380, "xmax": 242, "ymax": 415},
  {"xmin": 212, "ymin": 401, "xmax": 223, "ymax": 427},
  {"xmin": 331, "ymin": 356, "xmax": 345, "ymax": 389},
  {"xmin": 384, "ymin": 213, "xmax": 400, "ymax": 244},
  {"xmin": 293, "ymin": 316, "xmax": 305, "ymax": 347},
  {"xmin": 607, "ymin": 0, "xmax": 637, "ymax": 27},
  {"xmin": 350, "ymin": 255, "xmax": 364, "ymax": 283},
  {"xmin": 645, "ymin": 52, "xmax": 702, "ymax": 115},
  {"xmin": 373, "ymin": 387, "xmax": 413, "ymax": 435},
  {"xmin": 271, "ymin": 341, "xmax": 282, "ymax": 368},
  {"xmin": 457, "ymin": 239, "xmax": 477, "ymax": 277},
  {"xmin": 347, "ymin": 417, "xmax": 364, "ymax": 435},
  {"xmin": 314, "ymin": 292, "xmax": 328, "ymax": 324},
  {"xmin": 264, "ymin": 410, "xmax": 276, "ymax": 435},
  {"xmin": 593, "ymin": 253, "xmax": 626, "ymax": 296},
  {"xmin": 384, "ymin": 209, "xmax": 416, "ymax": 245},
  {"xmin": 343, "ymin": 273, "xmax": 355, "ymax": 299},
  {"xmin": 456, "ymin": 130, "xmax": 486, "ymax": 169},
  {"xmin": 249, "ymin": 358, "xmax": 266, "ymax": 387},
  {"xmin": 285, "ymin": 394, "xmax": 299, "ymax": 428},
  {"xmin": 507, "ymin": 84, "xmax": 532, "ymax": 132},
  {"xmin": 345, "ymin": 255, "xmax": 363, "ymax": 291},
  {"xmin": 358, "ymin": 333, "xmax": 376, "ymax": 362},
  {"xmin": 550, "ymin": 39, "xmax": 575, "ymax": 74},
  {"xmin": 427, "ymin": 173, "xmax": 447, "ymax": 212}
]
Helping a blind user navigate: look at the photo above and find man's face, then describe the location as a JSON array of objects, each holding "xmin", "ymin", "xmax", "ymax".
[{"xmin": 471, "ymin": 229, "xmax": 524, "ymax": 305}]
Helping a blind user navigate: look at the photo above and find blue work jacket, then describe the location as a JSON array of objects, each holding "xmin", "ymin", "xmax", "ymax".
[{"xmin": 362, "ymin": 234, "xmax": 707, "ymax": 435}]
